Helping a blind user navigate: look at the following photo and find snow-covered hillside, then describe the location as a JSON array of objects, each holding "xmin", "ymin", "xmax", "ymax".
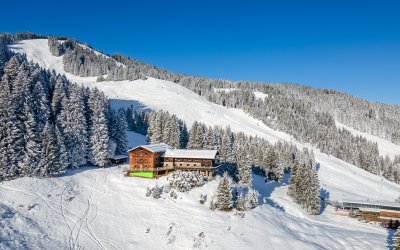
[
  {"xmin": 336, "ymin": 122, "xmax": 400, "ymax": 160},
  {"xmin": 9, "ymin": 39, "xmax": 399, "ymax": 202},
  {"xmin": 0, "ymin": 133, "xmax": 390, "ymax": 249},
  {"xmin": 5, "ymin": 39, "xmax": 400, "ymax": 249}
]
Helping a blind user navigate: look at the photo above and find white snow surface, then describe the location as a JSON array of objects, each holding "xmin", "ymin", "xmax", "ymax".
[
  {"xmin": 253, "ymin": 91, "xmax": 268, "ymax": 100},
  {"xmin": 214, "ymin": 88, "xmax": 268, "ymax": 100},
  {"xmin": 4, "ymin": 39, "xmax": 400, "ymax": 249},
  {"xmin": 336, "ymin": 122, "xmax": 400, "ymax": 160}
]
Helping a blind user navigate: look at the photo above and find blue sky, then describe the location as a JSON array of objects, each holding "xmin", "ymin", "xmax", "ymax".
[{"xmin": 2, "ymin": 0, "xmax": 400, "ymax": 104}]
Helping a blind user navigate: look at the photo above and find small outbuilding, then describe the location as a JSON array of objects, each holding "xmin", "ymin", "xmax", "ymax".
[{"xmin": 110, "ymin": 155, "xmax": 129, "ymax": 164}]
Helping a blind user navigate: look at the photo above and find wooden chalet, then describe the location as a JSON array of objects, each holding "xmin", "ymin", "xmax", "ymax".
[
  {"xmin": 126, "ymin": 143, "xmax": 173, "ymax": 178},
  {"xmin": 125, "ymin": 144, "xmax": 219, "ymax": 178}
]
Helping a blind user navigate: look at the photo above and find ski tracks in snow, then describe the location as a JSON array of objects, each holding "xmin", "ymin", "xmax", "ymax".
[{"xmin": 0, "ymin": 173, "xmax": 119, "ymax": 250}]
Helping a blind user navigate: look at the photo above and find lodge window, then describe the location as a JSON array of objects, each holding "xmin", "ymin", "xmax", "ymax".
[
  {"xmin": 187, "ymin": 164, "xmax": 189, "ymax": 166},
  {"xmin": 139, "ymin": 159, "xmax": 142, "ymax": 162},
  {"xmin": 180, "ymin": 164, "xmax": 182, "ymax": 166}
]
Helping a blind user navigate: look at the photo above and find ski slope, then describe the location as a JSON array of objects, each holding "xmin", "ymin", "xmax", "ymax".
[
  {"xmin": 337, "ymin": 122, "xmax": 400, "ymax": 160},
  {"xmin": 5, "ymin": 39, "xmax": 400, "ymax": 249}
]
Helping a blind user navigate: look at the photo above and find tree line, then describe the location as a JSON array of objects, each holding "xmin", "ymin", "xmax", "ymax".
[{"xmin": 0, "ymin": 52, "xmax": 127, "ymax": 181}]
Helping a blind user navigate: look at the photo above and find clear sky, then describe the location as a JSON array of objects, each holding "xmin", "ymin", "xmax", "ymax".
[{"xmin": 2, "ymin": 0, "xmax": 400, "ymax": 104}]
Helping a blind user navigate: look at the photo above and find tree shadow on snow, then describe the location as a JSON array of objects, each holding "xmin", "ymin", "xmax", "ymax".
[
  {"xmin": 386, "ymin": 228, "xmax": 395, "ymax": 250},
  {"xmin": 319, "ymin": 188, "xmax": 330, "ymax": 214},
  {"xmin": 109, "ymin": 99, "xmax": 150, "ymax": 111},
  {"xmin": 252, "ymin": 173, "xmax": 288, "ymax": 212}
]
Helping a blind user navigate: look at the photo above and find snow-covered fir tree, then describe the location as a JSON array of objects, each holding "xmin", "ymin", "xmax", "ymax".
[
  {"xmin": 216, "ymin": 172, "xmax": 233, "ymax": 211},
  {"xmin": 188, "ymin": 121, "xmax": 205, "ymax": 149},
  {"xmin": 39, "ymin": 122, "xmax": 63, "ymax": 176},
  {"xmin": 236, "ymin": 192, "xmax": 247, "ymax": 211},
  {"xmin": 110, "ymin": 109, "xmax": 128, "ymax": 155},
  {"xmin": 236, "ymin": 143, "xmax": 252, "ymax": 188},
  {"xmin": 288, "ymin": 152, "xmax": 321, "ymax": 215},
  {"xmin": 88, "ymin": 89, "xmax": 111, "ymax": 167},
  {"xmin": 245, "ymin": 189, "xmax": 260, "ymax": 209}
]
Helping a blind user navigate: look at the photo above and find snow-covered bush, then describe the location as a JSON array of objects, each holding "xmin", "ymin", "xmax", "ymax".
[
  {"xmin": 199, "ymin": 194, "xmax": 207, "ymax": 204},
  {"xmin": 170, "ymin": 190, "xmax": 178, "ymax": 199},
  {"xmin": 168, "ymin": 171, "xmax": 206, "ymax": 192},
  {"xmin": 152, "ymin": 185, "xmax": 162, "ymax": 199},
  {"xmin": 163, "ymin": 184, "xmax": 171, "ymax": 193},
  {"xmin": 146, "ymin": 187, "xmax": 152, "ymax": 197}
]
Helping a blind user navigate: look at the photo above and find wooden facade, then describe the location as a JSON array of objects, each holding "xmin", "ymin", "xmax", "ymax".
[
  {"xmin": 129, "ymin": 146, "xmax": 163, "ymax": 171},
  {"xmin": 357, "ymin": 209, "xmax": 400, "ymax": 228},
  {"xmin": 163, "ymin": 157, "xmax": 217, "ymax": 177}
]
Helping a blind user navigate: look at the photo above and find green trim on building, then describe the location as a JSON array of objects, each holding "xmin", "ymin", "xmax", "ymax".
[{"xmin": 129, "ymin": 171, "xmax": 154, "ymax": 178}]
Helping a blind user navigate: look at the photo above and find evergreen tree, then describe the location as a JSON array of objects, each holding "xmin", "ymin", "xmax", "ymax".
[
  {"xmin": 188, "ymin": 121, "xmax": 204, "ymax": 149},
  {"xmin": 216, "ymin": 172, "xmax": 233, "ymax": 211},
  {"xmin": 20, "ymin": 93, "xmax": 42, "ymax": 176},
  {"xmin": 264, "ymin": 147, "xmax": 277, "ymax": 172},
  {"xmin": 236, "ymin": 144, "xmax": 252, "ymax": 187},
  {"xmin": 89, "ymin": 91, "xmax": 111, "ymax": 167},
  {"xmin": 39, "ymin": 122, "xmax": 62, "ymax": 176},
  {"xmin": 112, "ymin": 109, "xmax": 128, "ymax": 155},
  {"xmin": 32, "ymin": 82, "xmax": 50, "ymax": 132},
  {"xmin": 220, "ymin": 127, "xmax": 235, "ymax": 163},
  {"xmin": 288, "ymin": 159, "xmax": 300, "ymax": 198},
  {"xmin": 59, "ymin": 86, "xmax": 88, "ymax": 168},
  {"xmin": 55, "ymin": 125, "xmax": 69, "ymax": 169},
  {"xmin": 0, "ymin": 64, "xmax": 13, "ymax": 179},
  {"xmin": 245, "ymin": 189, "xmax": 260, "ymax": 209},
  {"xmin": 236, "ymin": 192, "xmax": 247, "ymax": 211},
  {"xmin": 204, "ymin": 126, "xmax": 215, "ymax": 150}
]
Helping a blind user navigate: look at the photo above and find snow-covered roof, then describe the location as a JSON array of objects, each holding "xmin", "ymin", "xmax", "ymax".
[
  {"xmin": 127, "ymin": 143, "xmax": 172, "ymax": 153},
  {"xmin": 161, "ymin": 149, "xmax": 218, "ymax": 159},
  {"xmin": 110, "ymin": 155, "xmax": 129, "ymax": 160},
  {"xmin": 342, "ymin": 199, "xmax": 400, "ymax": 209}
]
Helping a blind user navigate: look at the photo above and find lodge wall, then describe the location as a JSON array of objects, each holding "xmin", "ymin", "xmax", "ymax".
[
  {"xmin": 129, "ymin": 147, "xmax": 163, "ymax": 171},
  {"xmin": 163, "ymin": 158, "xmax": 214, "ymax": 168}
]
